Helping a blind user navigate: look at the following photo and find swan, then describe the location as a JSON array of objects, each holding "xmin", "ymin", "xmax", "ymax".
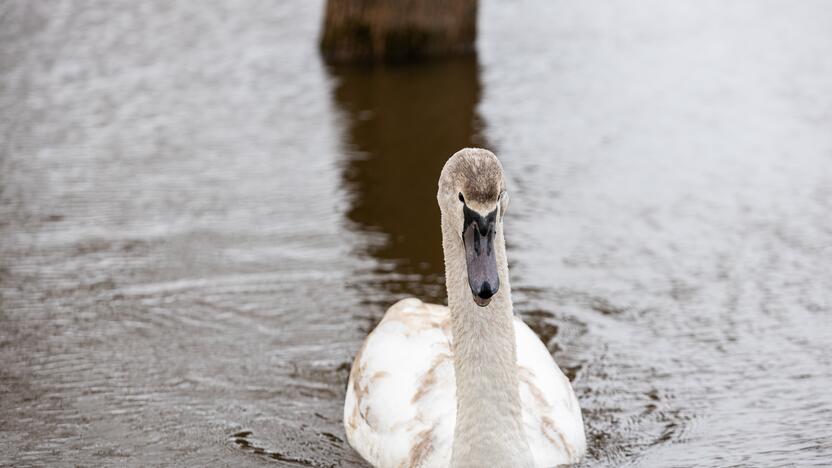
[{"xmin": 344, "ymin": 148, "xmax": 586, "ymax": 468}]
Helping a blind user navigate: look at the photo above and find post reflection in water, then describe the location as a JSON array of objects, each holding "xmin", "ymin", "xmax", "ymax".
[{"xmin": 328, "ymin": 56, "xmax": 486, "ymax": 307}]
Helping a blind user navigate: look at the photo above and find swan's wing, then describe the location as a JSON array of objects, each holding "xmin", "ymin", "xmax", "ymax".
[
  {"xmin": 514, "ymin": 317, "xmax": 587, "ymax": 466},
  {"xmin": 345, "ymin": 298, "xmax": 456, "ymax": 468}
]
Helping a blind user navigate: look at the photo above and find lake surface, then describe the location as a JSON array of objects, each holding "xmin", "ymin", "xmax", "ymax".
[{"xmin": 2, "ymin": 1, "xmax": 831, "ymax": 466}]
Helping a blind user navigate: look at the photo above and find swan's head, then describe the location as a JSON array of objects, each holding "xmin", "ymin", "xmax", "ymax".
[{"xmin": 438, "ymin": 148, "xmax": 509, "ymax": 307}]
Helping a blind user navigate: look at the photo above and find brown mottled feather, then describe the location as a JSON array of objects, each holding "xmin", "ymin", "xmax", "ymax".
[{"xmin": 408, "ymin": 426, "xmax": 435, "ymax": 467}]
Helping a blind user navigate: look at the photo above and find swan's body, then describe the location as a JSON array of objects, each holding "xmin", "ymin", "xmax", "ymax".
[
  {"xmin": 344, "ymin": 149, "xmax": 586, "ymax": 467},
  {"xmin": 344, "ymin": 299, "xmax": 585, "ymax": 467}
]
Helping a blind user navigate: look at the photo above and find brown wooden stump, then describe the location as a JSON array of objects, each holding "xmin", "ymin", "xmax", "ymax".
[{"xmin": 320, "ymin": 0, "xmax": 478, "ymax": 63}]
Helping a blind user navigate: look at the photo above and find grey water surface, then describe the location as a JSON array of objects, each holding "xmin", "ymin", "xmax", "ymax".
[{"xmin": 2, "ymin": 1, "xmax": 831, "ymax": 466}]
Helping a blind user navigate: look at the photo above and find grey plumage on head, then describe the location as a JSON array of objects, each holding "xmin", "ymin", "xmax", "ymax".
[{"xmin": 440, "ymin": 148, "xmax": 506, "ymax": 205}]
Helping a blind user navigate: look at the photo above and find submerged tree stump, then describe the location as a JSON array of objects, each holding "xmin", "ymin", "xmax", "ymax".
[{"xmin": 320, "ymin": 0, "xmax": 478, "ymax": 63}]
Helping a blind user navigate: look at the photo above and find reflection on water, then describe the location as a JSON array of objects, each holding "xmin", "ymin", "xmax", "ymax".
[{"xmin": 330, "ymin": 57, "xmax": 485, "ymax": 305}]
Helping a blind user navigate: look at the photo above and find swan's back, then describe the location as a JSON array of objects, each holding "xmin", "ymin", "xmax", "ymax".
[
  {"xmin": 344, "ymin": 298, "xmax": 456, "ymax": 467},
  {"xmin": 514, "ymin": 319, "xmax": 586, "ymax": 465},
  {"xmin": 344, "ymin": 298, "xmax": 586, "ymax": 467}
]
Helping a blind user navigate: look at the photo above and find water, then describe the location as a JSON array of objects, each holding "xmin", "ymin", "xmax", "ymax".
[{"xmin": 1, "ymin": 1, "xmax": 831, "ymax": 466}]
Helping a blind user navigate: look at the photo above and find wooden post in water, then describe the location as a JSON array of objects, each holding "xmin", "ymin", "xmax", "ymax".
[{"xmin": 320, "ymin": 0, "xmax": 478, "ymax": 63}]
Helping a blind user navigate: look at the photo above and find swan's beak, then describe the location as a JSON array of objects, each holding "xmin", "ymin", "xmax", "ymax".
[{"xmin": 463, "ymin": 210, "xmax": 500, "ymax": 307}]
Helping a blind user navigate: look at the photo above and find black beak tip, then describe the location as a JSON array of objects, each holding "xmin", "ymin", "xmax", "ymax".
[
  {"xmin": 478, "ymin": 281, "xmax": 495, "ymax": 299},
  {"xmin": 472, "ymin": 281, "xmax": 497, "ymax": 307}
]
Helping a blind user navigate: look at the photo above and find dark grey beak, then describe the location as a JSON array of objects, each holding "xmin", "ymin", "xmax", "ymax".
[{"xmin": 462, "ymin": 206, "xmax": 499, "ymax": 307}]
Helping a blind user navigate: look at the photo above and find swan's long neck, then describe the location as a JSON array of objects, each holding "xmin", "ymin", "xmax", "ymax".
[{"xmin": 442, "ymin": 213, "xmax": 535, "ymax": 468}]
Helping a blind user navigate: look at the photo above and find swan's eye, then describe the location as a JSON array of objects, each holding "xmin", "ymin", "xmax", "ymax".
[{"xmin": 458, "ymin": 192, "xmax": 465, "ymax": 203}]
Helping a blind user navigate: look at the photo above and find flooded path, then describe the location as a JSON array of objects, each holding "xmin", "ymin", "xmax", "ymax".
[{"xmin": 2, "ymin": 1, "xmax": 831, "ymax": 466}]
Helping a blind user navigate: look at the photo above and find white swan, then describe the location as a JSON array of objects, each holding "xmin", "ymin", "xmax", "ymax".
[{"xmin": 344, "ymin": 148, "xmax": 586, "ymax": 468}]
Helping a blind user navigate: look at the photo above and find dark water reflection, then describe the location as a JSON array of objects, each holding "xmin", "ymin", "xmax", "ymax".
[
  {"xmin": 331, "ymin": 56, "xmax": 485, "ymax": 306},
  {"xmin": 2, "ymin": 1, "xmax": 832, "ymax": 467}
]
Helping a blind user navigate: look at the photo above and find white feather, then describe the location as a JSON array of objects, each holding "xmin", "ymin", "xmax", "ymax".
[{"xmin": 344, "ymin": 298, "xmax": 586, "ymax": 468}]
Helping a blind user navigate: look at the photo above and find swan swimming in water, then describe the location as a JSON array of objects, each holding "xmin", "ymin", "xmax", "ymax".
[{"xmin": 344, "ymin": 148, "xmax": 586, "ymax": 468}]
